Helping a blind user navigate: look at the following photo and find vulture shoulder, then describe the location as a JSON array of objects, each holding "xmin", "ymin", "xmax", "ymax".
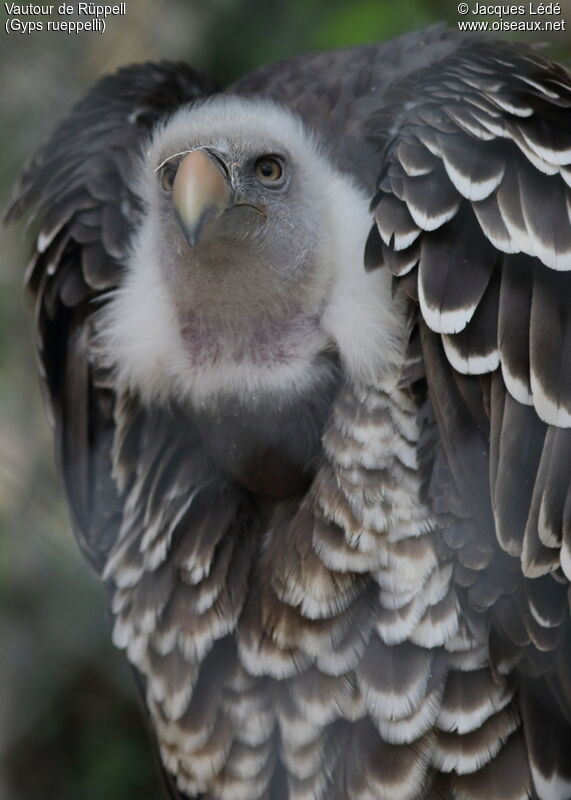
[
  {"xmin": 363, "ymin": 36, "xmax": 571, "ymax": 796},
  {"xmin": 5, "ymin": 61, "xmax": 216, "ymax": 573}
]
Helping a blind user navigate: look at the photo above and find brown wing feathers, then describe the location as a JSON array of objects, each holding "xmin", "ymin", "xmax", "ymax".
[
  {"xmin": 6, "ymin": 63, "xmax": 217, "ymax": 800},
  {"xmin": 370, "ymin": 42, "xmax": 571, "ymax": 426},
  {"xmin": 369, "ymin": 40, "xmax": 571, "ymax": 797},
  {"xmin": 8, "ymin": 32, "xmax": 571, "ymax": 800}
]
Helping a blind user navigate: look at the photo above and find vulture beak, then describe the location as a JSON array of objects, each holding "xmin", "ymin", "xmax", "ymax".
[{"xmin": 171, "ymin": 149, "xmax": 231, "ymax": 247}]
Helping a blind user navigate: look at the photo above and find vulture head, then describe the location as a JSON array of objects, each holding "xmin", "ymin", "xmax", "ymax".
[
  {"xmin": 153, "ymin": 99, "xmax": 330, "ymax": 316},
  {"xmin": 98, "ymin": 97, "xmax": 406, "ymax": 409}
]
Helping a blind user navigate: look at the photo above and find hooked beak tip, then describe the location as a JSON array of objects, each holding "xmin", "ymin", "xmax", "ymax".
[{"xmin": 174, "ymin": 208, "xmax": 202, "ymax": 248}]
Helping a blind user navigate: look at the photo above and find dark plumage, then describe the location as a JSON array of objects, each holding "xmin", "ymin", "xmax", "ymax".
[{"xmin": 7, "ymin": 24, "xmax": 571, "ymax": 800}]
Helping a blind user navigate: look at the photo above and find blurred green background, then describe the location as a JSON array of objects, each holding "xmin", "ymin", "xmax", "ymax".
[{"xmin": 2, "ymin": 0, "xmax": 571, "ymax": 797}]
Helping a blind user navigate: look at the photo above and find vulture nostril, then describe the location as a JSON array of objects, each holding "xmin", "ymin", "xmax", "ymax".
[{"xmin": 207, "ymin": 149, "xmax": 231, "ymax": 179}]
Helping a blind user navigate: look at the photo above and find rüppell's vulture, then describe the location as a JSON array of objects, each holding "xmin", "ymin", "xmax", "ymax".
[{"xmin": 7, "ymin": 24, "xmax": 571, "ymax": 800}]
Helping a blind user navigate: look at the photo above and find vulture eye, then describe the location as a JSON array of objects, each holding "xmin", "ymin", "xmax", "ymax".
[
  {"xmin": 255, "ymin": 156, "xmax": 285, "ymax": 186},
  {"xmin": 160, "ymin": 163, "xmax": 177, "ymax": 193}
]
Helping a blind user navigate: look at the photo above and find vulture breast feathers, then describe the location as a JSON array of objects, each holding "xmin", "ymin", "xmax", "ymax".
[{"xmin": 8, "ymin": 24, "xmax": 571, "ymax": 800}]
